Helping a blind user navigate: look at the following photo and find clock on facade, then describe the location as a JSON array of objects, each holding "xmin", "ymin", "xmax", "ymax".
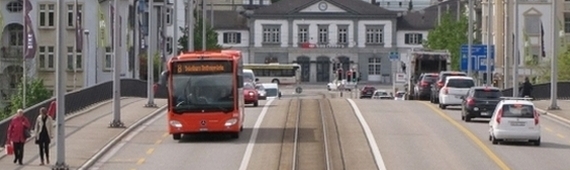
[{"xmin": 318, "ymin": 2, "xmax": 328, "ymax": 11}]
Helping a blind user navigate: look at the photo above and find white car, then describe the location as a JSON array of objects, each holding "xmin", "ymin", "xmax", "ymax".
[
  {"xmin": 489, "ymin": 97, "xmax": 540, "ymax": 146},
  {"xmin": 327, "ymin": 82, "xmax": 338, "ymax": 91},
  {"xmin": 394, "ymin": 91, "xmax": 406, "ymax": 100},
  {"xmin": 372, "ymin": 90, "xmax": 392, "ymax": 99},
  {"xmin": 261, "ymin": 83, "xmax": 281, "ymax": 99},
  {"xmin": 438, "ymin": 76, "xmax": 474, "ymax": 109}
]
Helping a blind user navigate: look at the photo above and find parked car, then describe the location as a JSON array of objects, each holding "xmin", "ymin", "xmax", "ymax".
[
  {"xmin": 359, "ymin": 86, "xmax": 377, "ymax": 99},
  {"xmin": 460, "ymin": 86, "xmax": 502, "ymax": 122},
  {"xmin": 430, "ymin": 71, "xmax": 467, "ymax": 103},
  {"xmin": 489, "ymin": 97, "xmax": 541, "ymax": 146},
  {"xmin": 244, "ymin": 83, "xmax": 259, "ymax": 107}
]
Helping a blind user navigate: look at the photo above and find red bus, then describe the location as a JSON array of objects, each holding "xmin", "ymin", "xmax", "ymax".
[{"xmin": 159, "ymin": 50, "xmax": 245, "ymax": 140}]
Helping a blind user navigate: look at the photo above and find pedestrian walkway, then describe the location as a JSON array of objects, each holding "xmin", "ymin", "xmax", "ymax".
[
  {"xmin": 533, "ymin": 100, "xmax": 570, "ymax": 120},
  {"xmin": 0, "ymin": 97, "xmax": 166, "ymax": 170}
]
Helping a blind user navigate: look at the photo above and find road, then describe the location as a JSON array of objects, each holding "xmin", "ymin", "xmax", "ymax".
[{"xmin": 89, "ymin": 89, "xmax": 570, "ymax": 170}]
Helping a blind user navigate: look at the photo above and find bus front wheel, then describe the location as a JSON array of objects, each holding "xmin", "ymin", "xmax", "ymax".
[
  {"xmin": 230, "ymin": 132, "xmax": 240, "ymax": 139},
  {"xmin": 271, "ymin": 79, "xmax": 280, "ymax": 84},
  {"xmin": 173, "ymin": 133, "xmax": 181, "ymax": 140}
]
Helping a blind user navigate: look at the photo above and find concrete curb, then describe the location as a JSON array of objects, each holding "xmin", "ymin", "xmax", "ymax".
[
  {"xmin": 535, "ymin": 108, "xmax": 570, "ymax": 125},
  {"xmin": 0, "ymin": 97, "xmax": 130, "ymax": 158},
  {"xmin": 77, "ymin": 105, "xmax": 168, "ymax": 170}
]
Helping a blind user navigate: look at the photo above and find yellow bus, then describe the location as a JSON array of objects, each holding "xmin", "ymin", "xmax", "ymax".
[{"xmin": 243, "ymin": 63, "xmax": 300, "ymax": 85}]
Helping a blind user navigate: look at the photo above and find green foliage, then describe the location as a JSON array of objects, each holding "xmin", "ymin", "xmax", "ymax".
[
  {"xmin": 178, "ymin": 17, "xmax": 222, "ymax": 53},
  {"xmin": 139, "ymin": 52, "xmax": 162, "ymax": 82},
  {"xmin": 534, "ymin": 45, "xmax": 570, "ymax": 83},
  {"xmin": 1, "ymin": 79, "xmax": 51, "ymax": 119},
  {"xmin": 424, "ymin": 12, "xmax": 469, "ymax": 70}
]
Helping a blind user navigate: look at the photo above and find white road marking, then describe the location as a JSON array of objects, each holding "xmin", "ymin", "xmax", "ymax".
[
  {"xmin": 346, "ymin": 99, "xmax": 387, "ymax": 170},
  {"xmin": 238, "ymin": 99, "xmax": 275, "ymax": 170},
  {"xmin": 536, "ymin": 108, "xmax": 570, "ymax": 129}
]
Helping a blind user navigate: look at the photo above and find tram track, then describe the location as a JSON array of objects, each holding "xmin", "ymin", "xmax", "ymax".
[{"xmin": 277, "ymin": 94, "xmax": 346, "ymax": 170}]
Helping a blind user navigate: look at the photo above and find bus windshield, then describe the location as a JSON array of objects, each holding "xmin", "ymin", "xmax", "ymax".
[{"xmin": 172, "ymin": 73, "xmax": 234, "ymax": 113}]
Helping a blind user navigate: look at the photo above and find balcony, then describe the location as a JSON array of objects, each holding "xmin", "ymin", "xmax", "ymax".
[{"xmin": 0, "ymin": 47, "xmax": 23, "ymax": 63}]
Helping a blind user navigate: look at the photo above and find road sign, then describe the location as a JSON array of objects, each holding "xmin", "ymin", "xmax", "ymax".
[
  {"xmin": 460, "ymin": 44, "xmax": 495, "ymax": 72},
  {"xmin": 389, "ymin": 51, "xmax": 399, "ymax": 60}
]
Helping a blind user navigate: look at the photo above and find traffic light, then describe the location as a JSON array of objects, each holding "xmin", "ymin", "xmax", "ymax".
[
  {"xmin": 352, "ymin": 71, "xmax": 358, "ymax": 82},
  {"xmin": 337, "ymin": 69, "xmax": 343, "ymax": 81},
  {"xmin": 347, "ymin": 71, "xmax": 352, "ymax": 82}
]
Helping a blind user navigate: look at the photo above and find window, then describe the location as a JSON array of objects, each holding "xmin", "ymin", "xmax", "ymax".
[
  {"xmin": 39, "ymin": 4, "xmax": 56, "ymax": 28},
  {"xmin": 526, "ymin": 46, "xmax": 541, "ymax": 65},
  {"xmin": 166, "ymin": 37, "xmax": 173, "ymax": 54},
  {"xmin": 223, "ymin": 32, "xmax": 242, "ymax": 44},
  {"xmin": 165, "ymin": 7, "xmax": 172, "ymax": 25},
  {"xmin": 66, "ymin": 47, "xmax": 83, "ymax": 70},
  {"xmin": 38, "ymin": 46, "xmax": 55, "ymax": 70},
  {"xmin": 9, "ymin": 29, "xmax": 23, "ymax": 46},
  {"xmin": 6, "ymin": 1, "xmax": 23, "ymax": 12},
  {"xmin": 318, "ymin": 25, "xmax": 329, "ymax": 44},
  {"xmin": 405, "ymin": 33, "xmax": 423, "ymax": 45},
  {"xmin": 242, "ymin": 0, "xmax": 250, "ymax": 5},
  {"xmin": 253, "ymin": 0, "xmax": 260, "ymax": 5},
  {"xmin": 368, "ymin": 57, "xmax": 381, "ymax": 75},
  {"xmin": 262, "ymin": 25, "xmax": 280, "ymax": 44},
  {"xmin": 524, "ymin": 15, "xmax": 540, "ymax": 34},
  {"xmin": 104, "ymin": 47, "xmax": 113, "ymax": 70},
  {"xmin": 298, "ymin": 25, "xmax": 309, "ymax": 43},
  {"xmin": 337, "ymin": 25, "xmax": 348, "ymax": 44},
  {"xmin": 365, "ymin": 25, "xmax": 384, "ymax": 44},
  {"xmin": 67, "ymin": 4, "xmax": 84, "ymax": 28},
  {"xmin": 564, "ymin": 12, "xmax": 570, "ymax": 33}
]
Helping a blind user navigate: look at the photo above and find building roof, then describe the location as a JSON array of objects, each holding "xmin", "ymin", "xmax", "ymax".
[
  {"xmin": 396, "ymin": 0, "xmax": 462, "ymax": 30},
  {"xmin": 251, "ymin": 0, "xmax": 398, "ymax": 18},
  {"xmin": 206, "ymin": 10, "xmax": 249, "ymax": 30}
]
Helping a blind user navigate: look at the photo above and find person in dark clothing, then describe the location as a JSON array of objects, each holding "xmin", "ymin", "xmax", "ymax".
[
  {"xmin": 34, "ymin": 107, "xmax": 54, "ymax": 165},
  {"xmin": 520, "ymin": 77, "xmax": 533, "ymax": 97}
]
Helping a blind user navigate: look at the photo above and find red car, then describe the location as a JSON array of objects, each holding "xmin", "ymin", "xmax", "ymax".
[{"xmin": 244, "ymin": 83, "xmax": 259, "ymax": 107}]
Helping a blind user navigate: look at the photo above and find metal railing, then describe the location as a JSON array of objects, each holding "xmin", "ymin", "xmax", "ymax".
[
  {"xmin": 0, "ymin": 46, "xmax": 23, "ymax": 62},
  {"xmin": 501, "ymin": 82, "xmax": 570, "ymax": 100},
  {"xmin": 0, "ymin": 79, "xmax": 167, "ymax": 145}
]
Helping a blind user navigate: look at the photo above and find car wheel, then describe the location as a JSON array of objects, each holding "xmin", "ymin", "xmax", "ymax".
[
  {"xmin": 533, "ymin": 138, "xmax": 541, "ymax": 146},
  {"xmin": 253, "ymin": 101, "xmax": 259, "ymax": 107},
  {"xmin": 230, "ymin": 132, "xmax": 240, "ymax": 139},
  {"xmin": 439, "ymin": 104, "xmax": 446, "ymax": 109},
  {"xmin": 465, "ymin": 115, "xmax": 472, "ymax": 122},
  {"xmin": 491, "ymin": 135, "xmax": 499, "ymax": 145},
  {"xmin": 173, "ymin": 133, "xmax": 181, "ymax": 140}
]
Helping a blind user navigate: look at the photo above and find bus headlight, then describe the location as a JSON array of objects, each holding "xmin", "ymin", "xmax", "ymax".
[
  {"xmin": 169, "ymin": 120, "xmax": 183, "ymax": 128},
  {"xmin": 225, "ymin": 118, "xmax": 238, "ymax": 126}
]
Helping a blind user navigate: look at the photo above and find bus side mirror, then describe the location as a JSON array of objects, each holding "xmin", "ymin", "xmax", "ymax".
[{"xmin": 158, "ymin": 71, "xmax": 169, "ymax": 86}]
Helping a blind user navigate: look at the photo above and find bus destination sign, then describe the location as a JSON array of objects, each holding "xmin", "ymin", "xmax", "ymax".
[{"xmin": 173, "ymin": 61, "xmax": 232, "ymax": 74}]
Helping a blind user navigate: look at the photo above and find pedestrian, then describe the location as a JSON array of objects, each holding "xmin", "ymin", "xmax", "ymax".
[
  {"xmin": 34, "ymin": 107, "xmax": 53, "ymax": 165},
  {"xmin": 521, "ymin": 77, "xmax": 533, "ymax": 97},
  {"xmin": 6, "ymin": 109, "xmax": 31, "ymax": 165}
]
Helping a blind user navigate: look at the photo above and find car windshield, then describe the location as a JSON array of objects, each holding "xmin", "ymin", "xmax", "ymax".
[
  {"xmin": 265, "ymin": 88, "xmax": 278, "ymax": 97},
  {"xmin": 441, "ymin": 73, "xmax": 466, "ymax": 81},
  {"xmin": 474, "ymin": 89, "xmax": 502, "ymax": 98},
  {"xmin": 244, "ymin": 72, "xmax": 254, "ymax": 82},
  {"xmin": 395, "ymin": 92, "xmax": 405, "ymax": 97},
  {"xmin": 502, "ymin": 104, "xmax": 535, "ymax": 118},
  {"xmin": 374, "ymin": 92, "xmax": 388, "ymax": 96},
  {"xmin": 422, "ymin": 75, "xmax": 438, "ymax": 82},
  {"xmin": 446, "ymin": 79, "xmax": 475, "ymax": 88},
  {"xmin": 172, "ymin": 73, "xmax": 234, "ymax": 113},
  {"xmin": 244, "ymin": 83, "xmax": 255, "ymax": 90}
]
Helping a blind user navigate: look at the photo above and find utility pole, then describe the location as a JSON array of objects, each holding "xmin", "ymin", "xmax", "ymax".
[
  {"xmin": 512, "ymin": 0, "xmax": 520, "ymax": 97},
  {"xmin": 110, "ymin": 0, "xmax": 125, "ymax": 128},
  {"xmin": 146, "ymin": 0, "xmax": 157, "ymax": 107},
  {"xmin": 187, "ymin": 0, "xmax": 194, "ymax": 52},
  {"xmin": 549, "ymin": 0, "xmax": 560, "ymax": 110},
  {"xmin": 173, "ymin": 0, "xmax": 178, "ymax": 56},
  {"xmin": 202, "ymin": 0, "xmax": 206, "ymax": 51},
  {"xmin": 134, "ymin": 0, "xmax": 140, "ymax": 79},
  {"xmin": 467, "ymin": 0, "xmax": 474, "ymax": 77},
  {"xmin": 486, "ymin": 0, "xmax": 493, "ymax": 86},
  {"xmin": 53, "ymin": 0, "xmax": 69, "ymax": 169}
]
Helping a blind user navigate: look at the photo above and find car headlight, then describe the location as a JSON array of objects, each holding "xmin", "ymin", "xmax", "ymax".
[{"xmin": 225, "ymin": 118, "xmax": 238, "ymax": 126}]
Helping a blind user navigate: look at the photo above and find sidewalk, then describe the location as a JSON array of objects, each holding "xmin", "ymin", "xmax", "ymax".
[
  {"xmin": 0, "ymin": 97, "xmax": 166, "ymax": 170},
  {"xmin": 533, "ymin": 100, "xmax": 570, "ymax": 120}
]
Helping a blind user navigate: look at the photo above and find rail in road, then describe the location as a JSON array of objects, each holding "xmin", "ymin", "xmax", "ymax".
[{"xmin": 0, "ymin": 97, "xmax": 167, "ymax": 170}]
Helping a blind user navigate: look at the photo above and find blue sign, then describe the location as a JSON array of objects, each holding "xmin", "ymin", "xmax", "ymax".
[
  {"xmin": 389, "ymin": 51, "xmax": 399, "ymax": 60},
  {"xmin": 460, "ymin": 44, "xmax": 495, "ymax": 72}
]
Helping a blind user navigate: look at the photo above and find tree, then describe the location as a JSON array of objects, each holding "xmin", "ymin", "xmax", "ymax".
[
  {"xmin": 534, "ymin": 44, "xmax": 570, "ymax": 83},
  {"xmin": 178, "ymin": 17, "xmax": 221, "ymax": 53},
  {"xmin": 139, "ymin": 52, "xmax": 162, "ymax": 82},
  {"xmin": 424, "ymin": 12, "xmax": 469, "ymax": 70},
  {"xmin": 3, "ymin": 79, "xmax": 51, "ymax": 119}
]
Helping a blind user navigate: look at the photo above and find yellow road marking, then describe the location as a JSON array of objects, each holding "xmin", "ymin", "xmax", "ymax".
[
  {"xmin": 162, "ymin": 133, "xmax": 169, "ymax": 137},
  {"xmin": 155, "ymin": 139, "xmax": 162, "ymax": 145},
  {"xmin": 557, "ymin": 134, "xmax": 565, "ymax": 138},
  {"xmin": 136, "ymin": 158, "xmax": 145, "ymax": 165},
  {"xmin": 545, "ymin": 127, "xmax": 553, "ymax": 132},
  {"xmin": 130, "ymin": 169, "xmax": 136, "ymax": 170},
  {"xmin": 420, "ymin": 101, "xmax": 511, "ymax": 170},
  {"xmin": 146, "ymin": 148, "xmax": 155, "ymax": 155}
]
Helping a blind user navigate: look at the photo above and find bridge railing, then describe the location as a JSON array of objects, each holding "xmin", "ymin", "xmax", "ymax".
[
  {"xmin": 501, "ymin": 82, "xmax": 570, "ymax": 100},
  {"xmin": 0, "ymin": 79, "xmax": 167, "ymax": 145}
]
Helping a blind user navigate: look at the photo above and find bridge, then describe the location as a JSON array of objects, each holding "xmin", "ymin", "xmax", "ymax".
[{"xmin": 0, "ymin": 80, "xmax": 569, "ymax": 169}]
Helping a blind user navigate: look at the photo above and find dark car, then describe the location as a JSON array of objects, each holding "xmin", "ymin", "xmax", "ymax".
[
  {"xmin": 360, "ymin": 86, "xmax": 377, "ymax": 99},
  {"xmin": 460, "ymin": 86, "xmax": 502, "ymax": 122},
  {"xmin": 413, "ymin": 73, "xmax": 438, "ymax": 100},
  {"xmin": 430, "ymin": 71, "xmax": 467, "ymax": 103}
]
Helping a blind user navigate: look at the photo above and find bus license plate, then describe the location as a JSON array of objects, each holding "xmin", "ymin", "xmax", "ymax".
[
  {"xmin": 199, "ymin": 128, "xmax": 208, "ymax": 131},
  {"xmin": 510, "ymin": 122, "xmax": 525, "ymax": 126}
]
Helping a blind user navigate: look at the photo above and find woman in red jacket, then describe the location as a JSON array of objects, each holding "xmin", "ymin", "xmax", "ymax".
[{"xmin": 7, "ymin": 109, "xmax": 31, "ymax": 165}]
